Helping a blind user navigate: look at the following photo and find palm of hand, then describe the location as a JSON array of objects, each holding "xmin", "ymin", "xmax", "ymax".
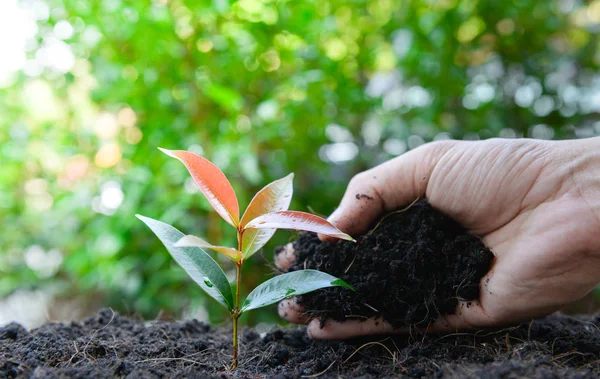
[{"xmin": 426, "ymin": 139, "xmax": 600, "ymax": 329}]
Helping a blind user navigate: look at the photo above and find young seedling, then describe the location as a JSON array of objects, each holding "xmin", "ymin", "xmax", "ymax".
[{"xmin": 136, "ymin": 148, "xmax": 355, "ymax": 369}]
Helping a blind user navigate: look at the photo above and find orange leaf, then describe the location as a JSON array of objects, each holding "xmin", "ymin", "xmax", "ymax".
[
  {"xmin": 240, "ymin": 173, "xmax": 294, "ymax": 258},
  {"xmin": 159, "ymin": 148, "xmax": 239, "ymax": 227},
  {"xmin": 241, "ymin": 173, "xmax": 294, "ymax": 226},
  {"xmin": 244, "ymin": 211, "xmax": 355, "ymax": 241},
  {"xmin": 174, "ymin": 235, "xmax": 243, "ymax": 263}
]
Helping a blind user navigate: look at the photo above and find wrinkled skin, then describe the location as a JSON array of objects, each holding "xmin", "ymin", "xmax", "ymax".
[{"xmin": 276, "ymin": 138, "xmax": 600, "ymax": 339}]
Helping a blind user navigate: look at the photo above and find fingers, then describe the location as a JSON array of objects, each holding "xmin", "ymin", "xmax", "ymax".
[
  {"xmin": 306, "ymin": 298, "xmax": 495, "ymax": 339},
  {"xmin": 276, "ymin": 273, "xmax": 498, "ymax": 338},
  {"xmin": 274, "ymin": 242, "xmax": 295, "ymax": 271},
  {"xmin": 305, "ymin": 314, "xmax": 466, "ymax": 340},
  {"xmin": 278, "ymin": 298, "xmax": 309, "ymax": 324},
  {"xmin": 319, "ymin": 141, "xmax": 457, "ymax": 241},
  {"xmin": 275, "ymin": 243, "xmax": 308, "ymax": 325},
  {"xmin": 307, "ymin": 318, "xmax": 397, "ymax": 339},
  {"xmin": 278, "ymin": 300, "xmax": 454, "ymax": 336}
]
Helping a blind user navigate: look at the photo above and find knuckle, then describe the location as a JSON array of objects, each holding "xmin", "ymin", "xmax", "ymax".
[
  {"xmin": 348, "ymin": 172, "xmax": 369, "ymax": 188},
  {"xmin": 424, "ymin": 139, "xmax": 459, "ymax": 153},
  {"xmin": 347, "ymin": 171, "xmax": 382, "ymax": 203}
]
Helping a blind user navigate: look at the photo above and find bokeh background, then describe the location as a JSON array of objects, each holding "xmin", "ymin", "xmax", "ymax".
[{"xmin": 2, "ymin": 0, "xmax": 600, "ymax": 329}]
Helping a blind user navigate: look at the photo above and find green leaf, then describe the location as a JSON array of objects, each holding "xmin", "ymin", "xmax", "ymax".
[
  {"xmin": 240, "ymin": 173, "xmax": 294, "ymax": 259},
  {"xmin": 174, "ymin": 234, "xmax": 243, "ymax": 263},
  {"xmin": 136, "ymin": 215, "xmax": 234, "ymax": 311},
  {"xmin": 241, "ymin": 269, "xmax": 354, "ymax": 312}
]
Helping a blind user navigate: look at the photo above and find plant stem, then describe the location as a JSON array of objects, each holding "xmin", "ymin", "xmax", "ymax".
[
  {"xmin": 232, "ymin": 262, "xmax": 241, "ymax": 369},
  {"xmin": 232, "ymin": 231, "xmax": 243, "ymax": 369},
  {"xmin": 232, "ymin": 308, "xmax": 238, "ymax": 369}
]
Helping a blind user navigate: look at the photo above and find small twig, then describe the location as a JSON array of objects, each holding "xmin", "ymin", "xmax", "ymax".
[
  {"xmin": 254, "ymin": 343, "xmax": 276, "ymax": 371},
  {"xmin": 527, "ymin": 319, "xmax": 534, "ymax": 341},
  {"xmin": 422, "ymin": 356, "xmax": 441, "ymax": 369},
  {"xmin": 135, "ymin": 356, "xmax": 208, "ymax": 364},
  {"xmin": 551, "ymin": 350, "xmax": 593, "ymax": 362},
  {"xmin": 368, "ymin": 197, "xmax": 421, "ymax": 235},
  {"xmin": 452, "ymin": 274, "xmax": 473, "ymax": 299},
  {"xmin": 343, "ymin": 314, "xmax": 371, "ymax": 320},
  {"xmin": 81, "ymin": 308, "xmax": 116, "ymax": 352},
  {"xmin": 578, "ymin": 358, "xmax": 600, "ymax": 369},
  {"xmin": 301, "ymin": 359, "xmax": 338, "ymax": 378},
  {"xmin": 434, "ymin": 332, "xmax": 474, "ymax": 343},
  {"xmin": 505, "ymin": 333, "xmax": 511, "ymax": 352},
  {"xmin": 413, "ymin": 300, "xmax": 431, "ymax": 327},
  {"xmin": 344, "ymin": 254, "xmax": 357, "ymax": 274},
  {"xmin": 363, "ymin": 303, "xmax": 380, "ymax": 313},
  {"xmin": 343, "ymin": 341, "xmax": 395, "ymax": 364},
  {"xmin": 65, "ymin": 341, "xmax": 81, "ymax": 367},
  {"xmin": 563, "ymin": 315, "xmax": 600, "ymax": 334},
  {"xmin": 65, "ymin": 308, "xmax": 116, "ymax": 367}
]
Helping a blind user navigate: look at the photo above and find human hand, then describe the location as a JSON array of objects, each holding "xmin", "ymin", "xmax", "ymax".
[{"xmin": 276, "ymin": 138, "xmax": 600, "ymax": 339}]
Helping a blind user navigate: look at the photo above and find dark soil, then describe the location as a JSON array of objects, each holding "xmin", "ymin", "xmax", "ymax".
[
  {"xmin": 2, "ymin": 309, "xmax": 600, "ymax": 378},
  {"xmin": 3, "ymin": 200, "xmax": 598, "ymax": 377},
  {"xmin": 286, "ymin": 200, "xmax": 495, "ymax": 328}
]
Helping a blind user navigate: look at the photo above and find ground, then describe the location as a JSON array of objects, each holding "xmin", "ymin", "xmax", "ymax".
[
  {"xmin": 1, "ymin": 309, "xmax": 600, "ymax": 378},
  {"xmin": 3, "ymin": 201, "xmax": 599, "ymax": 377}
]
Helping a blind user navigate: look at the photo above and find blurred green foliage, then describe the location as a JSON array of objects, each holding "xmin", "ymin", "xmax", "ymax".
[{"xmin": 1, "ymin": 0, "xmax": 600, "ymax": 324}]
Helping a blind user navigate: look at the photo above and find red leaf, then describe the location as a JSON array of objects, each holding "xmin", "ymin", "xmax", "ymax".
[
  {"xmin": 244, "ymin": 211, "xmax": 355, "ymax": 241},
  {"xmin": 159, "ymin": 148, "xmax": 239, "ymax": 227},
  {"xmin": 240, "ymin": 173, "xmax": 294, "ymax": 258}
]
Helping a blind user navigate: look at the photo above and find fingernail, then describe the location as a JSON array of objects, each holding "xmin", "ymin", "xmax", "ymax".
[
  {"xmin": 277, "ymin": 301, "xmax": 287, "ymax": 319},
  {"xmin": 275, "ymin": 242, "xmax": 294, "ymax": 257},
  {"xmin": 326, "ymin": 209, "xmax": 339, "ymax": 224},
  {"xmin": 284, "ymin": 243, "xmax": 294, "ymax": 257},
  {"xmin": 275, "ymin": 243, "xmax": 295, "ymax": 269}
]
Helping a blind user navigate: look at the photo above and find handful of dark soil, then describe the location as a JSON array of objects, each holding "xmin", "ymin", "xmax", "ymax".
[{"xmin": 283, "ymin": 200, "xmax": 495, "ymax": 328}]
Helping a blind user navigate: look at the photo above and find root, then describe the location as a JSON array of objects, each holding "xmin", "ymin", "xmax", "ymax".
[
  {"xmin": 301, "ymin": 359, "xmax": 338, "ymax": 378},
  {"xmin": 343, "ymin": 340, "xmax": 397, "ymax": 365},
  {"xmin": 344, "ymin": 314, "xmax": 371, "ymax": 320},
  {"xmin": 368, "ymin": 197, "xmax": 421, "ymax": 236},
  {"xmin": 344, "ymin": 253, "xmax": 357, "ymax": 274},
  {"xmin": 363, "ymin": 303, "xmax": 380, "ymax": 313},
  {"xmin": 303, "ymin": 339, "xmax": 404, "ymax": 378},
  {"xmin": 134, "ymin": 352, "xmax": 212, "ymax": 365},
  {"xmin": 65, "ymin": 308, "xmax": 116, "ymax": 367}
]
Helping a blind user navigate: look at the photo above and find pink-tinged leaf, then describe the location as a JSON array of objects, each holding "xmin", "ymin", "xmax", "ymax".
[
  {"xmin": 240, "ymin": 173, "xmax": 294, "ymax": 258},
  {"xmin": 174, "ymin": 235, "xmax": 243, "ymax": 263},
  {"xmin": 244, "ymin": 211, "xmax": 355, "ymax": 242},
  {"xmin": 241, "ymin": 173, "xmax": 294, "ymax": 226},
  {"xmin": 159, "ymin": 148, "xmax": 239, "ymax": 227},
  {"xmin": 241, "ymin": 229, "xmax": 276, "ymax": 259}
]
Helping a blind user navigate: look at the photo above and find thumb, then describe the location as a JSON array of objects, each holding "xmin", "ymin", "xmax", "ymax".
[{"xmin": 319, "ymin": 141, "xmax": 457, "ymax": 241}]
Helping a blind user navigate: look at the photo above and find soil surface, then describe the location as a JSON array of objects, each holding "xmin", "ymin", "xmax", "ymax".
[
  {"xmin": 286, "ymin": 200, "xmax": 495, "ymax": 328},
  {"xmin": 2, "ymin": 309, "xmax": 600, "ymax": 378},
  {"xmin": 3, "ymin": 201, "xmax": 598, "ymax": 378}
]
